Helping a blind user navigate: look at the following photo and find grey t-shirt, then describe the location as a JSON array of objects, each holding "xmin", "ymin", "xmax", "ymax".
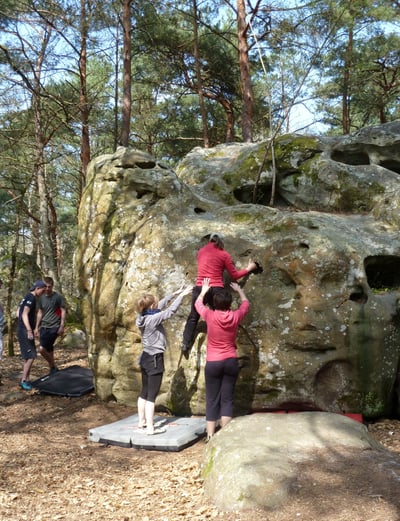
[{"xmin": 38, "ymin": 292, "xmax": 66, "ymax": 328}]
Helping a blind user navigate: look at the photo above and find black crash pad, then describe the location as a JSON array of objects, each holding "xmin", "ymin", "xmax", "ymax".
[{"xmin": 31, "ymin": 365, "xmax": 94, "ymax": 397}]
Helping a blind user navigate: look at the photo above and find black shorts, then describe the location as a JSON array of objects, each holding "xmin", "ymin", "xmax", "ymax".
[
  {"xmin": 40, "ymin": 327, "xmax": 59, "ymax": 351},
  {"xmin": 139, "ymin": 351, "xmax": 165, "ymax": 375},
  {"xmin": 17, "ymin": 328, "xmax": 37, "ymax": 360}
]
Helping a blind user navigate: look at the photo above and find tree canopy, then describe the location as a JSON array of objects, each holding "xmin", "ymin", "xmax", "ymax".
[{"xmin": 0, "ymin": 0, "xmax": 398, "ymax": 329}]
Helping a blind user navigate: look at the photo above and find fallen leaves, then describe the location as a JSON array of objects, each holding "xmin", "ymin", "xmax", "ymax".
[{"xmin": 1, "ymin": 346, "xmax": 400, "ymax": 521}]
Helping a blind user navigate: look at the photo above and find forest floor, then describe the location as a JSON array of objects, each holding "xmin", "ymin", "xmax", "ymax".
[{"xmin": 1, "ymin": 342, "xmax": 400, "ymax": 521}]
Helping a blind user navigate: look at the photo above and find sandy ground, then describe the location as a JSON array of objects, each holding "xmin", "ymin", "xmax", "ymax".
[{"xmin": 1, "ymin": 343, "xmax": 400, "ymax": 521}]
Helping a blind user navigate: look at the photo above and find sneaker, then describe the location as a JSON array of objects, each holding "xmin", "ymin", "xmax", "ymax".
[
  {"xmin": 20, "ymin": 381, "xmax": 32, "ymax": 391},
  {"xmin": 50, "ymin": 367, "xmax": 59, "ymax": 374},
  {"xmin": 147, "ymin": 427, "xmax": 166, "ymax": 435}
]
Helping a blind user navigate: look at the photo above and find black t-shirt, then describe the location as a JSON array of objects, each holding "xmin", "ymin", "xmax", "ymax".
[{"xmin": 18, "ymin": 292, "xmax": 37, "ymax": 330}]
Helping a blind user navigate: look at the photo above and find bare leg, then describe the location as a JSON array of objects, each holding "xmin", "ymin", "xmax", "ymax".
[
  {"xmin": 39, "ymin": 346, "xmax": 56, "ymax": 369},
  {"xmin": 206, "ymin": 420, "xmax": 216, "ymax": 439},
  {"xmin": 220, "ymin": 416, "xmax": 232, "ymax": 428},
  {"xmin": 22, "ymin": 358, "xmax": 34, "ymax": 381},
  {"xmin": 145, "ymin": 400, "xmax": 155, "ymax": 434},
  {"xmin": 137, "ymin": 396, "xmax": 146, "ymax": 428}
]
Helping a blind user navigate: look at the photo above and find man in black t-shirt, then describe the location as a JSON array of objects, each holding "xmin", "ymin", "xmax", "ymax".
[{"xmin": 17, "ymin": 280, "xmax": 47, "ymax": 390}]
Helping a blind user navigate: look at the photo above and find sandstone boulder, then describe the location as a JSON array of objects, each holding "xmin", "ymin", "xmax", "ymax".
[
  {"xmin": 202, "ymin": 412, "xmax": 383, "ymax": 511},
  {"xmin": 75, "ymin": 122, "xmax": 400, "ymax": 418}
]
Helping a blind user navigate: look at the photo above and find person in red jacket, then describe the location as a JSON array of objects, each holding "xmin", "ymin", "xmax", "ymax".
[
  {"xmin": 195, "ymin": 277, "xmax": 250, "ymax": 440},
  {"xmin": 181, "ymin": 233, "xmax": 256, "ymax": 353}
]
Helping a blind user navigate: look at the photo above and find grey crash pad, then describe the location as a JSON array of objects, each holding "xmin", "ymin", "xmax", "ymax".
[{"xmin": 88, "ymin": 414, "xmax": 206, "ymax": 451}]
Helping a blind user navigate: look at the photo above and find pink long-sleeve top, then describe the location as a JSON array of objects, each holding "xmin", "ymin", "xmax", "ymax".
[
  {"xmin": 195, "ymin": 242, "xmax": 248, "ymax": 287},
  {"xmin": 195, "ymin": 297, "xmax": 250, "ymax": 361}
]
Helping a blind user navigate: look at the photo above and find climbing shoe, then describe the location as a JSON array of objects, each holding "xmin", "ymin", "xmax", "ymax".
[{"xmin": 20, "ymin": 381, "xmax": 33, "ymax": 391}]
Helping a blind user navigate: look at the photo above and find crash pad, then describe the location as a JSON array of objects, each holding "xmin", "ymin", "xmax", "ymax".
[
  {"xmin": 88, "ymin": 414, "xmax": 206, "ymax": 451},
  {"xmin": 31, "ymin": 365, "xmax": 94, "ymax": 397},
  {"xmin": 271, "ymin": 410, "xmax": 364, "ymax": 423}
]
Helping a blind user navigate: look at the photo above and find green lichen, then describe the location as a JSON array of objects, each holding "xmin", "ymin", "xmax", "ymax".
[
  {"xmin": 273, "ymin": 134, "xmax": 321, "ymax": 170},
  {"xmin": 202, "ymin": 446, "xmax": 216, "ymax": 479},
  {"xmin": 191, "ymin": 168, "xmax": 211, "ymax": 183},
  {"xmin": 336, "ymin": 172, "xmax": 385, "ymax": 212},
  {"xmin": 292, "ymin": 172, "xmax": 302, "ymax": 188},
  {"xmin": 372, "ymin": 287, "xmax": 392, "ymax": 294},
  {"xmin": 362, "ymin": 391, "xmax": 386, "ymax": 418},
  {"xmin": 337, "ymin": 392, "xmax": 364, "ymax": 413},
  {"xmin": 299, "ymin": 157, "xmax": 321, "ymax": 185},
  {"xmin": 267, "ymin": 220, "xmax": 297, "ymax": 234},
  {"xmin": 208, "ymin": 181, "xmax": 236, "ymax": 204},
  {"xmin": 224, "ymin": 136, "xmax": 321, "ymax": 187},
  {"xmin": 230, "ymin": 212, "xmax": 254, "ymax": 223}
]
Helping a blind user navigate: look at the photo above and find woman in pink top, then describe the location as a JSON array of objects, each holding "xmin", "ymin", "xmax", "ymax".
[
  {"xmin": 181, "ymin": 233, "xmax": 256, "ymax": 352},
  {"xmin": 195, "ymin": 277, "xmax": 250, "ymax": 441}
]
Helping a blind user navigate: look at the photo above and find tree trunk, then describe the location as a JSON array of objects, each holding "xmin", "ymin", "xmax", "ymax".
[
  {"xmin": 342, "ymin": 25, "xmax": 353, "ymax": 134},
  {"xmin": 218, "ymin": 96, "xmax": 235, "ymax": 142},
  {"xmin": 200, "ymin": 90, "xmax": 234, "ymax": 142},
  {"xmin": 192, "ymin": 0, "xmax": 209, "ymax": 148},
  {"xmin": 114, "ymin": 12, "xmax": 120, "ymax": 150},
  {"xmin": 237, "ymin": 0, "xmax": 253, "ymax": 142},
  {"xmin": 6, "ymin": 200, "xmax": 22, "ymax": 357},
  {"xmin": 79, "ymin": 0, "xmax": 91, "ymax": 206},
  {"xmin": 120, "ymin": 0, "xmax": 132, "ymax": 147},
  {"xmin": 32, "ymin": 23, "xmax": 59, "ymax": 285}
]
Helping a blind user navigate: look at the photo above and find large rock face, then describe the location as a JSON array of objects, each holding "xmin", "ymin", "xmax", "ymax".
[{"xmin": 75, "ymin": 121, "xmax": 400, "ymax": 418}]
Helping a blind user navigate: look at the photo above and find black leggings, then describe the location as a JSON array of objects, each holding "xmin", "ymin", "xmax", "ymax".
[
  {"xmin": 205, "ymin": 358, "xmax": 239, "ymax": 421},
  {"xmin": 182, "ymin": 286, "xmax": 225, "ymax": 346},
  {"xmin": 139, "ymin": 370, "xmax": 163, "ymax": 403},
  {"xmin": 139, "ymin": 351, "xmax": 164, "ymax": 402}
]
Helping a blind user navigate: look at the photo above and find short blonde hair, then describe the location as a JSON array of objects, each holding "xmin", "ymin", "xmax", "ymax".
[{"xmin": 135, "ymin": 294, "xmax": 157, "ymax": 314}]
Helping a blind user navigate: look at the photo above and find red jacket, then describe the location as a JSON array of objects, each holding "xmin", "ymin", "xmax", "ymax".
[
  {"xmin": 195, "ymin": 297, "xmax": 250, "ymax": 361},
  {"xmin": 195, "ymin": 242, "xmax": 248, "ymax": 287}
]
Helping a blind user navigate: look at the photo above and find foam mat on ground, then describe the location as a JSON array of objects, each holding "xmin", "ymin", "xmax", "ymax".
[
  {"xmin": 31, "ymin": 365, "xmax": 94, "ymax": 397},
  {"xmin": 88, "ymin": 414, "xmax": 206, "ymax": 451}
]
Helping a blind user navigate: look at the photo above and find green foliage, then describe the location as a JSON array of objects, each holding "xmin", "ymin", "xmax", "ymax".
[
  {"xmin": 311, "ymin": 0, "xmax": 400, "ymax": 131},
  {"xmin": 128, "ymin": 0, "xmax": 246, "ymax": 157},
  {"xmin": 0, "ymin": 0, "xmax": 399, "ymax": 295}
]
